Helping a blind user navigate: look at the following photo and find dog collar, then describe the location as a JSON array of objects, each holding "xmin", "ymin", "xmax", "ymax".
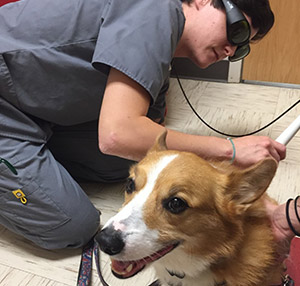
[
  {"xmin": 166, "ymin": 268, "xmax": 185, "ymax": 279},
  {"xmin": 215, "ymin": 282, "xmax": 227, "ymax": 286},
  {"xmin": 166, "ymin": 268, "xmax": 227, "ymax": 286}
]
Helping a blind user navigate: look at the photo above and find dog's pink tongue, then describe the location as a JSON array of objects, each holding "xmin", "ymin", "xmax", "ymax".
[{"xmin": 111, "ymin": 259, "xmax": 145, "ymax": 278}]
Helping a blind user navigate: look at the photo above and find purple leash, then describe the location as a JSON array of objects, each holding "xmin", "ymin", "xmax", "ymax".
[
  {"xmin": 77, "ymin": 238, "xmax": 109, "ymax": 286},
  {"xmin": 77, "ymin": 239, "xmax": 94, "ymax": 286}
]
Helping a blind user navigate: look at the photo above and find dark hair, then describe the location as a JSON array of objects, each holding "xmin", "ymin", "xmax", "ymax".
[{"xmin": 180, "ymin": 0, "xmax": 274, "ymax": 41}]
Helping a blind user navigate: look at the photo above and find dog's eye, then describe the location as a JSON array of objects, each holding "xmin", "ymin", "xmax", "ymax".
[
  {"xmin": 164, "ymin": 197, "xmax": 188, "ymax": 214},
  {"xmin": 125, "ymin": 178, "xmax": 135, "ymax": 194}
]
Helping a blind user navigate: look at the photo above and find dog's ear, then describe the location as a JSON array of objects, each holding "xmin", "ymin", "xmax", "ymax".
[
  {"xmin": 148, "ymin": 129, "xmax": 168, "ymax": 153},
  {"xmin": 226, "ymin": 158, "xmax": 278, "ymax": 214}
]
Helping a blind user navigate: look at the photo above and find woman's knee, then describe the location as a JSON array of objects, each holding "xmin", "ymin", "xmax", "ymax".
[
  {"xmin": 34, "ymin": 207, "xmax": 101, "ymax": 249},
  {"xmin": 0, "ymin": 192, "xmax": 101, "ymax": 250}
]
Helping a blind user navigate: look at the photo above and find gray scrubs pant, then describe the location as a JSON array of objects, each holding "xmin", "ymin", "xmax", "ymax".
[{"xmin": 0, "ymin": 96, "xmax": 133, "ymax": 249}]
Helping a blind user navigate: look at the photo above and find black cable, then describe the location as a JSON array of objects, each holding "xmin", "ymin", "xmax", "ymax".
[{"xmin": 172, "ymin": 65, "xmax": 300, "ymax": 138}]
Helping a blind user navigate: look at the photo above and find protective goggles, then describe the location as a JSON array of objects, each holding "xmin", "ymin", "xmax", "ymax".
[{"xmin": 221, "ymin": 0, "xmax": 251, "ymax": 62}]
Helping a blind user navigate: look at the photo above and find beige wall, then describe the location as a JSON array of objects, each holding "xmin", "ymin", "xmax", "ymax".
[{"xmin": 242, "ymin": 0, "xmax": 300, "ymax": 85}]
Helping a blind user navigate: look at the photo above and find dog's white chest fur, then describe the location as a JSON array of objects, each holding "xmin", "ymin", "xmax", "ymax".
[{"xmin": 153, "ymin": 247, "xmax": 215, "ymax": 286}]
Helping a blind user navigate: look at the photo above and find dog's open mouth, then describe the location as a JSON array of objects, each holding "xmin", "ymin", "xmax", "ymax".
[{"xmin": 110, "ymin": 243, "xmax": 179, "ymax": 279}]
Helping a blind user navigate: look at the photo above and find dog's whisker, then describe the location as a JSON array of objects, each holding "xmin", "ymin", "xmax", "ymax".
[{"xmin": 141, "ymin": 257, "xmax": 149, "ymax": 264}]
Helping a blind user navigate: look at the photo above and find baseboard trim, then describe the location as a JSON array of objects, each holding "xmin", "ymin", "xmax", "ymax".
[{"xmin": 243, "ymin": 80, "xmax": 300, "ymax": 89}]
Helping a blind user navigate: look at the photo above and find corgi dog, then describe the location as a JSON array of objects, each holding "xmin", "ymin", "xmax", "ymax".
[{"xmin": 96, "ymin": 131, "xmax": 283, "ymax": 286}]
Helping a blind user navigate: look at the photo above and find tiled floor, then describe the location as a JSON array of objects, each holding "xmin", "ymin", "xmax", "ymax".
[{"xmin": 0, "ymin": 78, "xmax": 299, "ymax": 286}]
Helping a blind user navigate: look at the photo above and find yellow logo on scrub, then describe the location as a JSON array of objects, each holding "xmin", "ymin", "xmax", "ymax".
[{"xmin": 12, "ymin": 189, "xmax": 28, "ymax": 205}]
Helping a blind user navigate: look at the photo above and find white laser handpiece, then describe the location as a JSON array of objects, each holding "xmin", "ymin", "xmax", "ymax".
[{"xmin": 275, "ymin": 115, "xmax": 300, "ymax": 146}]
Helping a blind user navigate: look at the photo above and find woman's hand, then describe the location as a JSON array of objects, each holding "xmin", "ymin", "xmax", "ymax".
[
  {"xmin": 264, "ymin": 199, "xmax": 296, "ymax": 262},
  {"xmin": 232, "ymin": 136, "xmax": 286, "ymax": 168}
]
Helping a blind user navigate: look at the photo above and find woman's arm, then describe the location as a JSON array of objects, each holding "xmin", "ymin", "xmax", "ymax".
[{"xmin": 98, "ymin": 68, "xmax": 286, "ymax": 166}]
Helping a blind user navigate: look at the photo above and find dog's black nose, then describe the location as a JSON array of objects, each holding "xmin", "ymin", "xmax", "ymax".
[{"xmin": 95, "ymin": 226, "xmax": 125, "ymax": 256}]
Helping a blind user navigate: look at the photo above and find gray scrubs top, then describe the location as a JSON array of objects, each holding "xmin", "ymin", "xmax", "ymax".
[{"xmin": 0, "ymin": 0, "xmax": 185, "ymax": 137}]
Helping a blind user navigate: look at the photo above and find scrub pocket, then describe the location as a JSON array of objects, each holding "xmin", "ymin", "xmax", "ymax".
[{"xmin": 0, "ymin": 155, "xmax": 71, "ymax": 235}]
